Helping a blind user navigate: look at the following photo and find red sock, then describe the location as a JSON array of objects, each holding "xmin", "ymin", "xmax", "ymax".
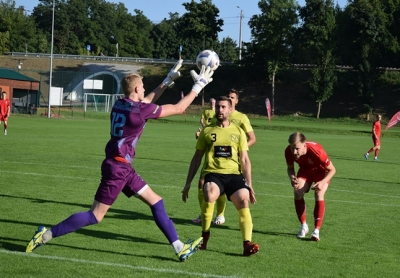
[
  {"xmin": 367, "ymin": 148, "xmax": 374, "ymax": 154},
  {"xmin": 314, "ymin": 200, "xmax": 325, "ymax": 229},
  {"xmin": 294, "ymin": 198, "xmax": 306, "ymax": 224},
  {"xmin": 375, "ymin": 149, "xmax": 380, "ymax": 157}
]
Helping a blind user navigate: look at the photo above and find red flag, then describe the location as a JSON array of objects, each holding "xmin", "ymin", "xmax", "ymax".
[
  {"xmin": 386, "ymin": 111, "xmax": 400, "ymax": 130},
  {"xmin": 265, "ymin": 98, "xmax": 271, "ymax": 122}
]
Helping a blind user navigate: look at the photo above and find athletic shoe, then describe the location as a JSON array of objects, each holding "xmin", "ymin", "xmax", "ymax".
[
  {"xmin": 374, "ymin": 158, "xmax": 379, "ymax": 162},
  {"xmin": 212, "ymin": 215, "xmax": 225, "ymax": 225},
  {"xmin": 192, "ymin": 215, "xmax": 201, "ymax": 224},
  {"xmin": 26, "ymin": 226, "xmax": 47, "ymax": 252},
  {"xmin": 177, "ymin": 237, "xmax": 203, "ymax": 262},
  {"xmin": 311, "ymin": 229, "xmax": 320, "ymax": 241},
  {"xmin": 364, "ymin": 153, "xmax": 369, "ymax": 160},
  {"xmin": 243, "ymin": 241, "xmax": 260, "ymax": 256},
  {"xmin": 297, "ymin": 223, "xmax": 309, "ymax": 238},
  {"xmin": 200, "ymin": 231, "xmax": 210, "ymax": 250}
]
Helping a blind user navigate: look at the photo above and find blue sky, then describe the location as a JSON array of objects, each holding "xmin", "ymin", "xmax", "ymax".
[{"xmin": 15, "ymin": 0, "xmax": 348, "ymax": 43}]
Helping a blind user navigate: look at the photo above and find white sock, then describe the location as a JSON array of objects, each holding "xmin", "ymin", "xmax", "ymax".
[
  {"xmin": 42, "ymin": 229, "xmax": 53, "ymax": 244},
  {"xmin": 172, "ymin": 240, "xmax": 184, "ymax": 254}
]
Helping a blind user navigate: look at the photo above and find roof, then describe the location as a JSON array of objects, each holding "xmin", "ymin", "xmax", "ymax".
[{"xmin": 0, "ymin": 68, "xmax": 39, "ymax": 82}]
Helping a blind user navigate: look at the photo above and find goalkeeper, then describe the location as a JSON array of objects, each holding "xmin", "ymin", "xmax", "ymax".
[{"xmin": 26, "ymin": 61, "xmax": 214, "ymax": 262}]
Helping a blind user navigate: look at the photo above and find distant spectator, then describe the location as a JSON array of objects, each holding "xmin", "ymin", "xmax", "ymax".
[{"xmin": 0, "ymin": 91, "xmax": 11, "ymax": 135}]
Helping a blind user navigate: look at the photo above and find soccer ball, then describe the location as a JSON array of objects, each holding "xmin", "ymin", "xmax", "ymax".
[{"xmin": 196, "ymin": 50, "xmax": 220, "ymax": 71}]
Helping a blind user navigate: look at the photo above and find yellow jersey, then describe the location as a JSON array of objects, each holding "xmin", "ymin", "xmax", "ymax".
[{"xmin": 196, "ymin": 122, "xmax": 249, "ymax": 175}]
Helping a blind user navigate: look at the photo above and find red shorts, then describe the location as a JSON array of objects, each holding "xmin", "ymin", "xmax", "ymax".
[
  {"xmin": 0, "ymin": 114, "xmax": 8, "ymax": 121},
  {"xmin": 373, "ymin": 137, "xmax": 380, "ymax": 146},
  {"xmin": 297, "ymin": 168, "xmax": 330, "ymax": 191}
]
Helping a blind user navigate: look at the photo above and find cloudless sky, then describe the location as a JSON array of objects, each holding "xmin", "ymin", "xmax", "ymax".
[{"xmin": 15, "ymin": 0, "xmax": 348, "ymax": 44}]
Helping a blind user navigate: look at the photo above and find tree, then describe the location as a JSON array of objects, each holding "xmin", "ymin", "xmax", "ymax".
[
  {"xmin": 151, "ymin": 13, "xmax": 181, "ymax": 59},
  {"xmin": 347, "ymin": 0, "xmax": 395, "ymax": 119},
  {"xmin": 297, "ymin": 0, "xmax": 337, "ymax": 118},
  {"xmin": 247, "ymin": 0, "xmax": 299, "ymax": 115},
  {"xmin": 178, "ymin": 0, "xmax": 223, "ymax": 59}
]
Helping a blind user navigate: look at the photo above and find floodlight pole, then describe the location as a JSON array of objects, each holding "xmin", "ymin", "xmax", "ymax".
[
  {"xmin": 237, "ymin": 6, "xmax": 243, "ymax": 60},
  {"xmin": 47, "ymin": 0, "xmax": 55, "ymax": 118}
]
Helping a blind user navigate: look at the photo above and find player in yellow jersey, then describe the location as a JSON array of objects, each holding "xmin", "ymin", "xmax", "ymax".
[
  {"xmin": 192, "ymin": 89, "xmax": 256, "ymax": 225},
  {"xmin": 200, "ymin": 98, "xmax": 216, "ymax": 127},
  {"xmin": 182, "ymin": 96, "xmax": 259, "ymax": 256}
]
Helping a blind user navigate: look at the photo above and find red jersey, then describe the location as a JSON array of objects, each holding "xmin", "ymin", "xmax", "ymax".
[
  {"xmin": 0, "ymin": 99, "xmax": 10, "ymax": 115},
  {"xmin": 373, "ymin": 120, "xmax": 381, "ymax": 138},
  {"xmin": 285, "ymin": 142, "xmax": 331, "ymax": 172}
]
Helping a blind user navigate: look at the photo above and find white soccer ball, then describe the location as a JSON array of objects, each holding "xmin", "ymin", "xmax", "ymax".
[{"xmin": 196, "ymin": 50, "xmax": 220, "ymax": 71}]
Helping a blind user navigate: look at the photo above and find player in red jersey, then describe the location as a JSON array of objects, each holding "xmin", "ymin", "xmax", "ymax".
[
  {"xmin": 364, "ymin": 114, "xmax": 382, "ymax": 161},
  {"xmin": 0, "ymin": 92, "xmax": 11, "ymax": 135},
  {"xmin": 284, "ymin": 132, "xmax": 336, "ymax": 241}
]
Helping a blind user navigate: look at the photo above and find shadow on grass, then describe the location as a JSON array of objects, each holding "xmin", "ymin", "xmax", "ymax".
[
  {"xmin": 329, "ymin": 154, "xmax": 400, "ymax": 167},
  {"xmin": 0, "ymin": 236, "xmax": 177, "ymax": 262}
]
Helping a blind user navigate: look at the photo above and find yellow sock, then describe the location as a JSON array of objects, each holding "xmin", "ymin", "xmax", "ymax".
[
  {"xmin": 238, "ymin": 208, "xmax": 253, "ymax": 242},
  {"xmin": 198, "ymin": 188, "xmax": 204, "ymax": 210},
  {"xmin": 201, "ymin": 200, "xmax": 215, "ymax": 232},
  {"xmin": 216, "ymin": 194, "xmax": 226, "ymax": 217}
]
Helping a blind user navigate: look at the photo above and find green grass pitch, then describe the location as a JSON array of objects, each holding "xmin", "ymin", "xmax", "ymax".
[{"xmin": 0, "ymin": 114, "xmax": 399, "ymax": 277}]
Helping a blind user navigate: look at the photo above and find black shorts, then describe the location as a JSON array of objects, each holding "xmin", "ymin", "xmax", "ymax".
[{"xmin": 204, "ymin": 173, "xmax": 250, "ymax": 201}]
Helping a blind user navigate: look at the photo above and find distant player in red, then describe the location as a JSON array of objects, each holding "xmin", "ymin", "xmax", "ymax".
[
  {"xmin": 285, "ymin": 132, "xmax": 336, "ymax": 241},
  {"xmin": 364, "ymin": 114, "xmax": 382, "ymax": 161},
  {"xmin": 0, "ymin": 91, "xmax": 11, "ymax": 135}
]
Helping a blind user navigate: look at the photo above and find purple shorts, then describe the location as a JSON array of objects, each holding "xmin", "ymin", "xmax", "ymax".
[{"xmin": 94, "ymin": 158, "xmax": 147, "ymax": 205}]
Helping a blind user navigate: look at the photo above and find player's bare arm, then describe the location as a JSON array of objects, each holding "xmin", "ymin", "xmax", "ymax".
[
  {"xmin": 311, "ymin": 162, "xmax": 336, "ymax": 191},
  {"xmin": 287, "ymin": 164, "xmax": 297, "ymax": 187},
  {"xmin": 182, "ymin": 149, "xmax": 205, "ymax": 202},
  {"xmin": 246, "ymin": 131, "xmax": 256, "ymax": 148},
  {"xmin": 240, "ymin": 150, "xmax": 256, "ymax": 204}
]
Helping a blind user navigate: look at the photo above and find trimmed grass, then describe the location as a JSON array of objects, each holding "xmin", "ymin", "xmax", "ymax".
[{"xmin": 0, "ymin": 115, "xmax": 399, "ymax": 277}]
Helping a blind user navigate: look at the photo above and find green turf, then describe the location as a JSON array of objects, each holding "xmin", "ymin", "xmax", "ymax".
[{"xmin": 0, "ymin": 115, "xmax": 399, "ymax": 277}]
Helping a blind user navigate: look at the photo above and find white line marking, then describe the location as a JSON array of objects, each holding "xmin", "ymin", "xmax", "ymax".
[{"xmin": 0, "ymin": 249, "xmax": 239, "ymax": 278}]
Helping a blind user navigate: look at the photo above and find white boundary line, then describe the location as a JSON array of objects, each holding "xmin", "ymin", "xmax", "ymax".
[{"xmin": 0, "ymin": 249, "xmax": 239, "ymax": 278}]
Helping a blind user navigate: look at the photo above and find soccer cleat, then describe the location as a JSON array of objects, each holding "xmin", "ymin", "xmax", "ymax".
[
  {"xmin": 26, "ymin": 226, "xmax": 48, "ymax": 252},
  {"xmin": 212, "ymin": 215, "xmax": 225, "ymax": 225},
  {"xmin": 192, "ymin": 215, "xmax": 201, "ymax": 224},
  {"xmin": 311, "ymin": 229, "xmax": 320, "ymax": 241},
  {"xmin": 364, "ymin": 153, "xmax": 369, "ymax": 160},
  {"xmin": 177, "ymin": 237, "xmax": 203, "ymax": 262},
  {"xmin": 297, "ymin": 223, "xmax": 309, "ymax": 238},
  {"xmin": 243, "ymin": 241, "xmax": 260, "ymax": 256},
  {"xmin": 374, "ymin": 158, "xmax": 379, "ymax": 162}
]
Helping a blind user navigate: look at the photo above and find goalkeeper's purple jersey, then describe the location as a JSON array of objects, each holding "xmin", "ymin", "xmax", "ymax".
[{"xmin": 104, "ymin": 98, "xmax": 162, "ymax": 163}]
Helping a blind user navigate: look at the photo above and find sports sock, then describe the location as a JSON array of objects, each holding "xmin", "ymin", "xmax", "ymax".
[
  {"xmin": 314, "ymin": 200, "xmax": 325, "ymax": 230},
  {"xmin": 368, "ymin": 148, "xmax": 374, "ymax": 154},
  {"xmin": 172, "ymin": 240, "xmax": 184, "ymax": 254},
  {"xmin": 295, "ymin": 198, "xmax": 306, "ymax": 224},
  {"xmin": 197, "ymin": 188, "xmax": 204, "ymax": 209},
  {"xmin": 216, "ymin": 194, "xmax": 226, "ymax": 217},
  {"xmin": 375, "ymin": 149, "xmax": 380, "ymax": 158},
  {"xmin": 51, "ymin": 210, "xmax": 98, "ymax": 238},
  {"xmin": 150, "ymin": 199, "xmax": 179, "ymax": 244},
  {"xmin": 238, "ymin": 208, "xmax": 253, "ymax": 242},
  {"xmin": 201, "ymin": 200, "xmax": 215, "ymax": 232}
]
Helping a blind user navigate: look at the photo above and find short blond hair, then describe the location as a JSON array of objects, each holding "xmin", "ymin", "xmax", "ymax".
[
  {"xmin": 121, "ymin": 74, "xmax": 143, "ymax": 97},
  {"xmin": 288, "ymin": 132, "xmax": 306, "ymax": 145}
]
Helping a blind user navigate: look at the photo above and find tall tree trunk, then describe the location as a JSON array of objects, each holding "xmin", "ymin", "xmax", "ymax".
[
  {"xmin": 317, "ymin": 102, "xmax": 321, "ymax": 119},
  {"xmin": 271, "ymin": 69, "xmax": 276, "ymax": 115}
]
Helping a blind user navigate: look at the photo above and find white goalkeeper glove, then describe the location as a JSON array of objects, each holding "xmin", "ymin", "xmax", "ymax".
[
  {"xmin": 190, "ymin": 65, "xmax": 214, "ymax": 96},
  {"xmin": 162, "ymin": 59, "xmax": 183, "ymax": 88}
]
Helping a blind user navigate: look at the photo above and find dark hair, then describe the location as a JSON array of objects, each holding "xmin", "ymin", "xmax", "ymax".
[
  {"xmin": 217, "ymin": 96, "xmax": 232, "ymax": 107},
  {"xmin": 226, "ymin": 88, "xmax": 239, "ymax": 99}
]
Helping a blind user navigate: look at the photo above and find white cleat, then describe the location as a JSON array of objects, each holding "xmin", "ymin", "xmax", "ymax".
[
  {"xmin": 311, "ymin": 229, "xmax": 320, "ymax": 241},
  {"xmin": 297, "ymin": 223, "xmax": 309, "ymax": 238}
]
